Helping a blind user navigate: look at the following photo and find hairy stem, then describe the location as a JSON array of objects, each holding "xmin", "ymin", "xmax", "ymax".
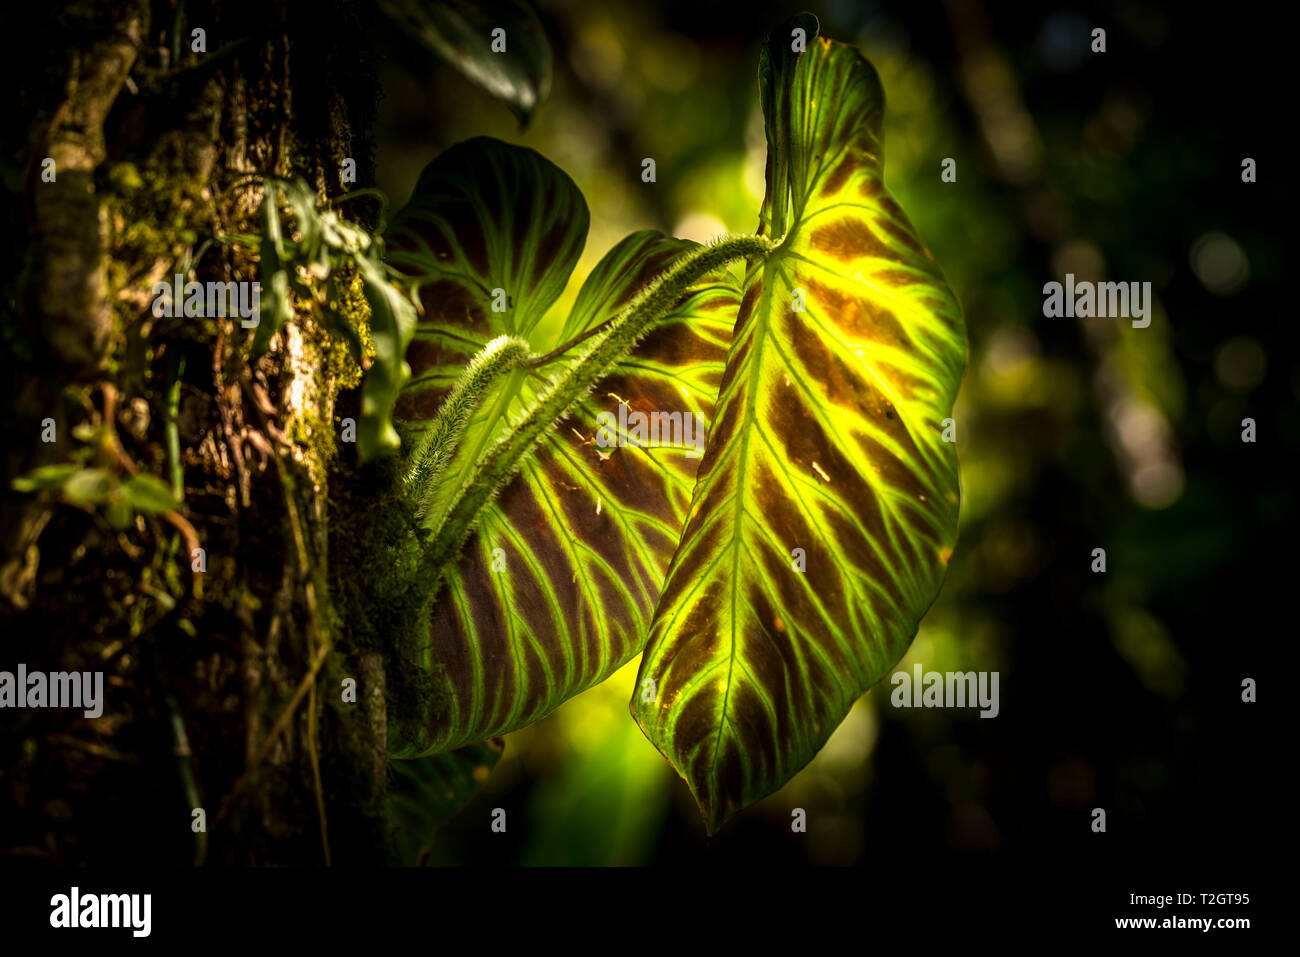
[
  {"xmin": 417, "ymin": 233, "xmax": 774, "ymax": 584},
  {"xmin": 525, "ymin": 317, "xmax": 610, "ymax": 368},
  {"xmin": 403, "ymin": 334, "xmax": 534, "ymax": 522}
]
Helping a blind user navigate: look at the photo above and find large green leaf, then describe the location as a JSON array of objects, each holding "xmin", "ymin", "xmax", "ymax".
[
  {"xmin": 384, "ymin": 139, "xmax": 742, "ymax": 757},
  {"xmin": 631, "ymin": 16, "xmax": 967, "ymax": 831},
  {"xmin": 385, "ymin": 137, "xmax": 588, "ymax": 527}
]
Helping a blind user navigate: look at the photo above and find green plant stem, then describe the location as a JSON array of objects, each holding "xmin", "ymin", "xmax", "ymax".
[
  {"xmin": 417, "ymin": 233, "xmax": 774, "ymax": 584},
  {"xmin": 525, "ymin": 318, "xmax": 610, "ymax": 368},
  {"xmin": 168, "ymin": 0, "xmax": 186, "ymax": 65},
  {"xmin": 403, "ymin": 334, "xmax": 534, "ymax": 521},
  {"xmin": 165, "ymin": 351, "xmax": 185, "ymax": 501}
]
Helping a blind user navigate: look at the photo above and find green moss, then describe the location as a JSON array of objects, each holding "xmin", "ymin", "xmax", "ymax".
[
  {"xmin": 281, "ymin": 258, "xmax": 371, "ymax": 482},
  {"xmin": 284, "ymin": 322, "xmax": 338, "ymax": 481},
  {"xmin": 324, "ymin": 263, "xmax": 369, "ymax": 391},
  {"xmin": 351, "ymin": 492, "xmax": 450, "ymax": 755},
  {"xmin": 107, "ymin": 161, "xmax": 144, "ymax": 193},
  {"xmin": 102, "ymin": 159, "xmax": 209, "ymax": 338}
]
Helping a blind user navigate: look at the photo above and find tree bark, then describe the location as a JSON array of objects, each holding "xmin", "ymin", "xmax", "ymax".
[{"xmin": 2, "ymin": 0, "xmax": 389, "ymax": 866}]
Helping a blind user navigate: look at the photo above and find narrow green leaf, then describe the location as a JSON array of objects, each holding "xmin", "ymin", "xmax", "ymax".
[
  {"xmin": 280, "ymin": 177, "xmax": 323, "ymax": 264},
  {"xmin": 120, "ymin": 473, "xmax": 180, "ymax": 513},
  {"xmin": 632, "ymin": 17, "xmax": 967, "ymax": 832},
  {"xmin": 253, "ymin": 186, "xmax": 293, "ymax": 357},
  {"xmin": 11, "ymin": 464, "xmax": 78, "ymax": 492},
  {"xmin": 356, "ymin": 253, "xmax": 418, "ymax": 462}
]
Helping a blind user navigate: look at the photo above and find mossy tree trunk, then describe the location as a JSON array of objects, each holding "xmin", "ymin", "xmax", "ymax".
[{"xmin": 1, "ymin": 0, "xmax": 392, "ymax": 865}]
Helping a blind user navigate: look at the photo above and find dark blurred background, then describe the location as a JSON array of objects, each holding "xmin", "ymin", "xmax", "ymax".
[{"xmin": 370, "ymin": 0, "xmax": 1290, "ymax": 869}]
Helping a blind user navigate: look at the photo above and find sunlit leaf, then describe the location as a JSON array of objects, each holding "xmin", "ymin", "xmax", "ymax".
[
  {"xmin": 383, "ymin": 138, "xmax": 739, "ymax": 756},
  {"xmin": 11, "ymin": 463, "xmax": 78, "ymax": 492},
  {"xmin": 631, "ymin": 15, "xmax": 967, "ymax": 832},
  {"xmin": 62, "ymin": 468, "xmax": 116, "ymax": 507},
  {"xmin": 279, "ymin": 177, "xmax": 324, "ymax": 268},
  {"xmin": 253, "ymin": 187, "xmax": 292, "ymax": 357},
  {"xmin": 356, "ymin": 252, "xmax": 418, "ymax": 461},
  {"xmin": 384, "ymin": 135, "xmax": 588, "ymax": 508}
]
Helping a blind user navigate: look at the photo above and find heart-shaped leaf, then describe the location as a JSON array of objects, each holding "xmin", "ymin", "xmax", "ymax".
[
  {"xmin": 631, "ymin": 15, "xmax": 967, "ymax": 831},
  {"xmin": 384, "ymin": 140, "xmax": 741, "ymax": 756},
  {"xmin": 385, "ymin": 135, "xmax": 588, "ymax": 517}
]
